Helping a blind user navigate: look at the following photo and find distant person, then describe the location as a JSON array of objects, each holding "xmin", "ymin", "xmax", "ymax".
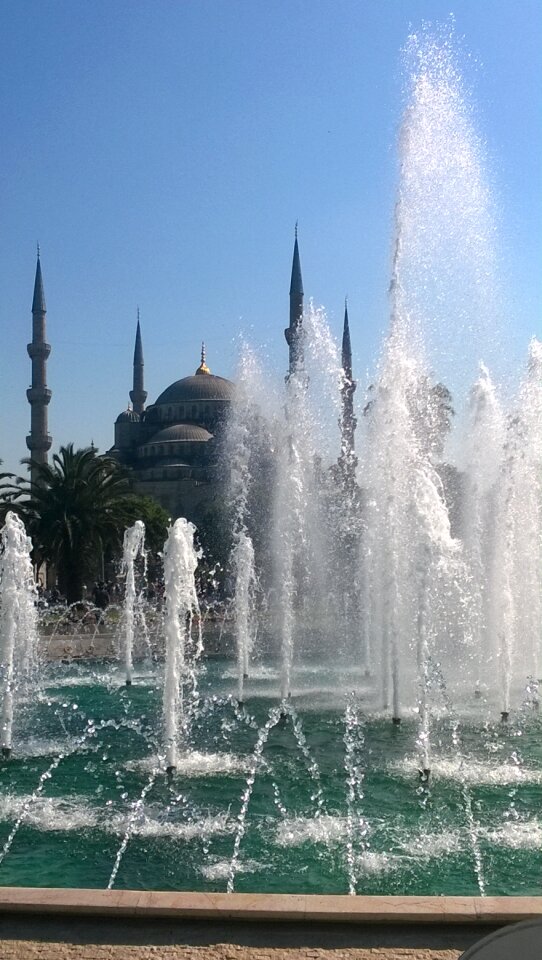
[
  {"xmin": 92, "ymin": 582, "xmax": 109, "ymax": 609},
  {"xmin": 50, "ymin": 586, "xmax": 62, "ymax": 605},
  {"xmin": 92, "ymin": 582, "xmax": 110, "ymax": 623}
]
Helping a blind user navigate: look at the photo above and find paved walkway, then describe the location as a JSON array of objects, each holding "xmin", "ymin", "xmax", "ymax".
[
  {"xmin": 0, "ymin": 910, "xmax": 484, "ymax": 960},
  {"xmin": 0, "ymin": 920, "xmax": 470, "ymax": 960},
  {"xmin": 0, "ymin": 945, "xmax": 462, "ymax": 959}
]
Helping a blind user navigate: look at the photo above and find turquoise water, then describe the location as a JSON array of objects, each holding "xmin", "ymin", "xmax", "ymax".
[{"xmin": 0, "ymin": 658, "xmax": 541, "ymax": 894}]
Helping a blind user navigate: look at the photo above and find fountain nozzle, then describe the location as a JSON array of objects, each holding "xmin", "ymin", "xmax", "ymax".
[
  {"xmin": 166, "ymin": 765, "xmax": 176, "ymax": 777},
  {"xmin": 2, "ymin": 747, "xmax": 11, "ymax": 759},
  {"xmin": 419, "ymin": 768, "xmax": 430, "ymax": 782},
  {"xmin": 500, "ymin": 711, "xmax": 509, "ymax": 723},
  {"xmin": 392, "ymin": 716, "xmax": 401, "ymax": 726},
  {"xmin": 474, "ymin": 688, "xmax": 482, "ymax": 699},
  {"xmin": 243, "ymin": 673, "xmax": 248, "ymax": 680},
  {"xmin": 125, "ymin": 679, "xmax": 132, "ymax": 687},
  {"xmin": 278, "ymin": 700, "xmax": 291, "ymax": 724}
]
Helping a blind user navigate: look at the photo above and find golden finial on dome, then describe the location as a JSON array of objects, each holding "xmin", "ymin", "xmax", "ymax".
[{"xmin": 195, "ymin": 341, "xmax": 211, "ymax": 375}]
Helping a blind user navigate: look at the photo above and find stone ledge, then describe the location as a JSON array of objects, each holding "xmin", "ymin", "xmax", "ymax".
[{"xmin": 0, "ymin": 890, "xmax": 540, "ymax": 924}]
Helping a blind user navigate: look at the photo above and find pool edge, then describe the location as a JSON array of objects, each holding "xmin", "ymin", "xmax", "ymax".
[{"xmin": 0, "ymin": 890, "xmax": 540, "ymax": 924}]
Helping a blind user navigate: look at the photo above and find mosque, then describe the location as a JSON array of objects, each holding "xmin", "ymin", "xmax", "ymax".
[
  {"xmin": 109, "ymin": 336, "xmax": 235, "ymax": 521},
  {"xmin": 26, "ymin": 234, "xmax": 357, "ymax": 524}
]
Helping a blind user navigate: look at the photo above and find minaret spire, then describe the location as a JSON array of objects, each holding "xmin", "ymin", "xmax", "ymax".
[
  {"xmin": 285, "ymin": 224, "xmax": 304, "ymax": 376},
  {"xmin": 32, "ymin": 246, "xmax": 46, "ymax": 313},
  {"xmin": 342, "ymin": 297, "xmax": 352, "ymax": 379},
  {"xmin": 196, "ymin": 340, "xmax": 211, "ymax": 375},
  {"xmin": 339, "ymin": 299, "xmax": 357, "ymax": 484},
  {"xmin": 129, "ymin": 309, "xmax": 147, "ymax": 416},
  {"xmin": 26, "ymin": 247, "xmax": 52, "ymax": 484}
]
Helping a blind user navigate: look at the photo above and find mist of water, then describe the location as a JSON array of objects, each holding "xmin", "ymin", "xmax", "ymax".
[
  {"xmin": 162, "ymin": 518, "xmax": 201, "ymax": 772},
  {"xmin": 0, "ymin": 512, "xmax": 39, "ymax": 755},
  {"xmin": 121, "ymin": 520, "xmax": 146, "ymax": 686}
]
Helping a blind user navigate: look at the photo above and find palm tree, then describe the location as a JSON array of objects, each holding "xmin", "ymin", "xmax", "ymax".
[
  {"xmin": 0, "ymin": 460, "xmax": 15, "ymax": 497},
  {"xmin": 4, "ymin": 445, "xmax": 146, "ymax": 603}
]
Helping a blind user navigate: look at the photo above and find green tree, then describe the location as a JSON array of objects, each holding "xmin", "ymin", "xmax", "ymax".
[
  {"xmin": 4, "ymin": 445, "xmax": 146, "ymax": 603},
  {"xmin": 0, "ymin": 461, "xmax": 15, "ymax": 499}
]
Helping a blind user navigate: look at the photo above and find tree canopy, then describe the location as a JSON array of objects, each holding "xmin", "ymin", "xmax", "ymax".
[{"xmin": 1, "ymin": 444, "xmax": 169, "ymax": 603}]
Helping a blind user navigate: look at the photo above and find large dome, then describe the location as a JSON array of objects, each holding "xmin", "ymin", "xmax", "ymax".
[
  {"xmin": 154, "ymin": 374, "xmax": 234, "ymax": 405},
  {"xmin": 146, "ymin": 423, "xmax": 213, "ymax": 444}
]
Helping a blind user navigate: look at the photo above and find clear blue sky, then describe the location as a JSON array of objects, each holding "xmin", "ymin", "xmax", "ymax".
[{"xmin": 0, "ymin": 0, "xmax": 540, "ymax": 475}]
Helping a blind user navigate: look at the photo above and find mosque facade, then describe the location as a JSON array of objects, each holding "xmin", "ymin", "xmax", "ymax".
[
  {"xmin": 110, "ymin": 340, "xmax": 234, "ymax": 521},
  {"xmin": 26, "ymin": 235, "xmax": 357, "ymax": 526}
]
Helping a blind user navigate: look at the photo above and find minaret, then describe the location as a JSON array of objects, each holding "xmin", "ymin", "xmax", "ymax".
[
  {"xmin": 339, "ymin": 299, "xmax": 357, "ymax": 483},
  {"xmin": 129, "ymin": 309, "xmax": 147, "ymax": 416},
  {"xmin": 26, "ymin": 246, "xmax": 52, "ymax": 484},
  {"xmin": 284, "ymin": 224, "xmax": 304, "ymax": 376}
]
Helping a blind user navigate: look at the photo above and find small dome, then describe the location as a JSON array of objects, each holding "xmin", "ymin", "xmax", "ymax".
[
  {"xmin": 154, "ymin": 374, "xmax": 234, "ymax": 405},
  {"xmin": 145, "ymin": 423, "xmax": 213, "ymax": 444},
  {"xmin": 116, "ymin": 407, "xmax": 140, "ymax": 423}
]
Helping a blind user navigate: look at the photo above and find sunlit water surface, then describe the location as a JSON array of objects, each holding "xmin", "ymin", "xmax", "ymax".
[{"xmin": 1, "ymin": 656, "xmax": 541, "ymax": 895}]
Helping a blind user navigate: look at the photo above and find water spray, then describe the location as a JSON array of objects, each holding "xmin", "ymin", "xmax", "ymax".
[
  {"xmin": 0, "ymin": 513, "xmax": 38, "ymax": 758},
  {"xmin": 121, "ymin": 520, "xmax": 146, "ymax": 686},
  {"xmin": 162, "ymin": 518, "xmax": 201, "ymax": 774}
]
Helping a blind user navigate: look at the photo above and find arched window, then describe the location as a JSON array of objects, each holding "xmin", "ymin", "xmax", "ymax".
[
  {"xmin": 192, "ymin": 405, "xmax": 197, "ymax": 419},
  {"xmin": 178, "ymin": 405, "xmax": 184, "ymax": 419}
]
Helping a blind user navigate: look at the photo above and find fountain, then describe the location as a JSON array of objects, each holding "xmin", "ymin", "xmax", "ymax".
[
  {"xmin": 0, "ymin": 512, "xmax": 38, "ymax": 758},
  {"xmin": 162, "ymin": 517, "xmax": 202, "ymax": 773},
  {"xmin": 0, "ymin": 23, "xmax": 540, "ymax": 898},
  {"xmin": 121, "ymin": 520, "xmax": 146, "ymax": 686},
  {"xmin": 225, "ymin": 344, "xmax": 261, "ymax": 702}
]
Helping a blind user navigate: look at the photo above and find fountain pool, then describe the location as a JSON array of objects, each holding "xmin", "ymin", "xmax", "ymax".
[{"xmin": 0, "ymin": 656, "xmax": 541, "ymax": 895}]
